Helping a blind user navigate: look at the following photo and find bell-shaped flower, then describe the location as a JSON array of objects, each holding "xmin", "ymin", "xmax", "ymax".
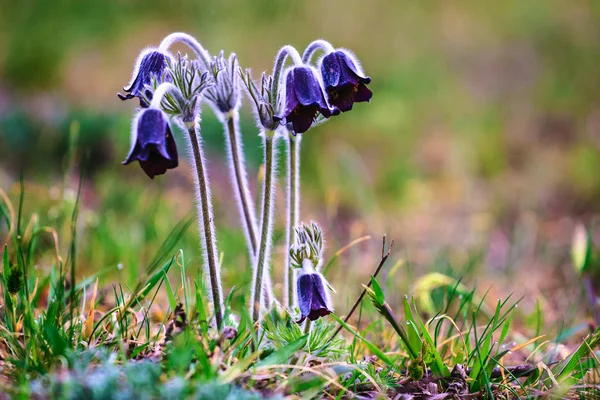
[
  {"xmin": 118, "ymin": 50, "xmax": 170, "ymax": 107},
  {"xmin": 275, "ymin": 66, "xmax": 339, "ymax": 134},
  {"xmin": 123, "ymin": 108, "xmax": 178, "ymax": 179},
  {"xmin": 320, "ymin": 50, "xmax": 372, "ymax": 112},
  {"xmin": 296, "ymin": 271, "xmax": 333, "ymax": 323}
]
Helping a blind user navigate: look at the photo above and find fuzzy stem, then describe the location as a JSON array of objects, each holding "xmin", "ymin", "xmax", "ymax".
[
  {"xmin": 284, "ymin": 133, "xmax": 301, "ymax": 307},
  {"xmin": 224, "ymin": 111, "xmax": 258, "ymax": 255},
  {"xmin": 159, "ymin": 32, "xmax": 211, "ymax": 68},
  {"xmin": 222, "ymin": 112, "xmax": 275, "ymax": 306},
  {"xmin": 149, "ymin": 82, "xmax": 185, "ymax": 110},
  {"xmin": 271, "ymin": 46, "xmax": 303, "ymax": 114},
  {"xmin": 302, "ymin": 40, "xmax": 335, "ymax": 64},
  {"xmin": 250, "ymin": 133, "xmax": 277, "ymax": 323},
  {"xmin": 304, "ymin": 319, "xmax": 312, "ymax": 335},
  {"xmin": 186, "ymin": 121, "xmax": 223, "ymax": 329}
]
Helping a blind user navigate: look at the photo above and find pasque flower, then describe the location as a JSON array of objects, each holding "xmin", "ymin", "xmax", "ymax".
[
  {"xmin": 296, "ymin": 271, "xmax": 333, "ymax": 323},
  {"xmin": 275, "ymin": 66, "xmax": 339, "ymax": 134},
  {"xmin": 123, "ymin": 108, "xmax": 178, "ymax": 179},
  {"xmin": 320, "ymin": 50, "xmax": 372, "ymax": 112},
  {"xmin": 290, "ymin": 222, "xmax": 332, "ymax": 322},
  {"xmin": 118, "ymin": 50, "xmax": 170, "ymax": 107}
]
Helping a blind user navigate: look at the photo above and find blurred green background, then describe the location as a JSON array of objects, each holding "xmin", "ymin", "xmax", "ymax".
[{"xmin": 1, "ymin": 1, "xmax": 600, "ymax": 328}]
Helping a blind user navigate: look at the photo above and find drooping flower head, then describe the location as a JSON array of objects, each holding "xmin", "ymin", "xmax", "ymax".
[
  {"xmin": 320, "ymin": 50, "xmax": 372, "ymax": 112},
  {"xmin": 296, "ymin": 272, "xmax": 333, "ymax": 323},
  {"xmin": 290, "ymin": 222, "xmax": 333, "ymax": 322},
  {"xmin": 118, "ymin": 49, "xmax": 171, "ymax": 107},
  {"xmin": 275, "ymin": 66, "xmax": 339, "ymax": 134},
  {"xmin": 123, "ymin": 108, "xmax": 178, "ymax": 179}
]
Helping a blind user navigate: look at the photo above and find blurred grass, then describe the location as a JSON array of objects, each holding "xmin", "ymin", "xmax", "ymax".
[{"xmin": 1, "ymin": 1, "xmax": 600, "ymax": 332}]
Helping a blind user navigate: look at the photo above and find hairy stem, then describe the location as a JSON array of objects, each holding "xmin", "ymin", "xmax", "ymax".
[
  {"xmin": 187, "ymin": 122, "xmax": 223, "ymax": 329},
  {"xmin": 223, "ymin": 112, "xmax": 275, "ymax": 306},
  {"xmin": 149, "ymin": 82, "xmax": 185, "ymax": 109},
  {"xmin": 271, "ymin": 45, "xmax": 303, "ymax": 114},
  {"xmin": 159, "ymin": 32, "xmax": 211, "ymax": 68},
  {"xmin": 224, "ymin": 111, "xmax": 258, "ymax": 255},
  {"xmin": 284, "ymin": 133, "xmax": 301, "ymax": 307},
  {"xmin": 304, "ymin": 319, "xmax": 312, "ymax": 335},
  {"xmin": 302, "ymin": 40, "xmax": 335, "ymax": 64},
  {"xmin": 250, "ymin": 133, "xmax": 277, "ymax": 323}
]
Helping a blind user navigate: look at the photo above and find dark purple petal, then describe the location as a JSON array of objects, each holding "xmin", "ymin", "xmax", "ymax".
[
  {"xmin": 118, "ymin": 51, "xmax": 169, "ymax": 107},
  {"xmin": 123, "ymin": 109, "xmax": 178, "ymax": 179},
  {"xmin": 355, "ymin": 83, "xmax": 373, "ymax": 103},
  {"xmin": 321, "ymin": 53, "xmax": 342, "ymax": 88},
  {"xmin": 291, "ymin": 105, "xmax": 318, "ymax": 135},
  {"xmin": 321, "ymin": 50, "xmax": 372, "ymax": 113},
  {"xmin": 296, "ymin": 273, "xmax": 333, "ymax": 323},
  {"xmin": 276, "ymin": 66, "xmax": 337, "ymax": 134},
  {"xmin": 338, "ymin": 51, "xmax": 371, "ymax": 84},
  {"xmin": 292, "ymin": 67, "xmax": 323, "ymax": 107},
  {"xmin": 297, "ymin": 274, "xmax": 314, "ymax": 323},
  {"xmin": 278, "ymin": 70, "xmax": 300, "ymax": 121}
]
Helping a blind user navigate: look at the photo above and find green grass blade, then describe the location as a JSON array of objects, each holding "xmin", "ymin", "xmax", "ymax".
[
  {"xmin": 257, "ymin": 334, "xmax": 308, "ymax": 368},
  {"xmin": 330, "ymin": 314, "xmax": 394, "ymax": 367}
]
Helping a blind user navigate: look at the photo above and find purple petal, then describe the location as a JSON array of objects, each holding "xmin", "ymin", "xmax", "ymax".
[
  {"xmin": 297, "ymin": 274, "xmax": 314, "ymax": 323},
  {"xmin": 278, "ymin": 70, "xmax": 300, "ymax": 120},
  {"xmin": 292, "ymin": 67, "xmax": 324, "ymax": 107},
  {"xmin": 122, "ymin": 109, "xmax": 178, "ymax": 178},
  {"xmin": 321, "ymin": 52, "xmax": 342, "ymax": 88},
  {"xmin": 338, "ymin": 51, "xmax": 371, "ymax": 84},
  {"xmin": 355, "ymin": 83, "xmax": 373, "ymax": 103}
]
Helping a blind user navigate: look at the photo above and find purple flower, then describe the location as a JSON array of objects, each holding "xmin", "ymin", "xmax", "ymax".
[
  {"xmin": 296, "ymin": 273, "xmax": 333, "ymax": 323},
  {"xmin": 275, "ymin": 66, "xmax": 339, "ymax": 134},
  {"xmin": 123, "ymin": 109, "xmax": 178, "ymax": 179},
  {"xmin": 320, "ymin": 50, "xmax": 372, "ymax": 112},
  {"xmin": 118, "ymin": 50, "xmax": 170, "ymax": 107}
]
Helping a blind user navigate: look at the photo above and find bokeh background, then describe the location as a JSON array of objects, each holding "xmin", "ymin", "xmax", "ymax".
[{"xmin": 1, "ymin": 1, "xmax": 600, "ymax": 332}]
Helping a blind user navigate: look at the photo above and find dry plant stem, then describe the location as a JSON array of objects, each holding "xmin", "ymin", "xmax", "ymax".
[
  {"xmin": 251, "ymin": 133, "xmax": 277, "ymax": 323},
  {"xmin": 284, "ymin": 133, "xmax": 301, "ymax": 307},
  {"xmin": 328, "ymin": 236, "xmax": 394, "ymax": 342},
  {"xmin": 187, "ymin": 122, "xmax": 223, "ymax": 329}
]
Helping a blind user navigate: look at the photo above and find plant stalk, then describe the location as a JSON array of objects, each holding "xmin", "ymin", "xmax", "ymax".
[
  {"xmin": 284, "ymin": 133, "xmax": 301, "ymax": 307},
  {"xmin": 186, "ymin": 122, "xmax": 223, "ymax": 329},
  {"xmin": 223, "ymin": 111, "xmax": 274, "ymax": 306},
  {"xmin": 224, "ymin": 111, "xmax": 258, "ymax": 256},
  {"xmin": 251, "ymin": 133, "xmax": 277, "ymax": 323}
]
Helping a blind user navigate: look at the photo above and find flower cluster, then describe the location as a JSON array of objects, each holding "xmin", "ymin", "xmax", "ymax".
[
  {"xmin": 116, "ymin": 34, "xmax": 371, "ymax": 330},
  {"xmin": 242, "ymin": 42, "xmax": 372, "ymax": 135}
]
